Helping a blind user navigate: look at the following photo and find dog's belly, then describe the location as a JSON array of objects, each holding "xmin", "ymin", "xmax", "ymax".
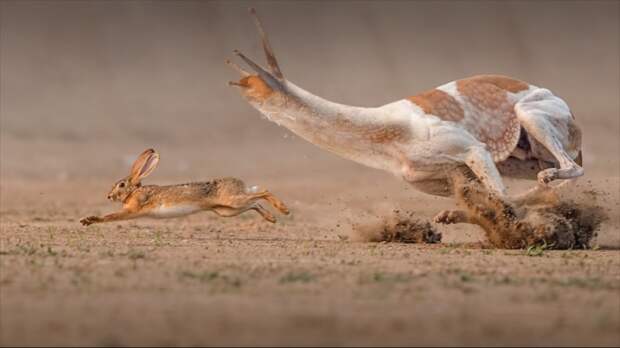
[
  {"xmin": 408, "ymin": 178, "xmax": 453, "ymax": 197},
  {"xmin": 149, "ymin": 204, "xmax": 202, "ymax": 218},
  {"xmin": 497, "ymin": 157, "xmax": 555, "ymax": 180},
  {"xmin": 405, "ymin": 157, "xmax": 555, "ymax": 197}
]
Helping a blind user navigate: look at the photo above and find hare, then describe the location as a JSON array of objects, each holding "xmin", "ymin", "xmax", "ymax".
[{"xmin": 80, "ymin": 148, "xmax": 289, "ymax": 226}]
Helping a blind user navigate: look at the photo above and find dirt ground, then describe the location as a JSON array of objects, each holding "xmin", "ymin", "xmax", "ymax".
[{"xmin": 1, "ymin": 1, "xmax": 619, "ymax": 346}]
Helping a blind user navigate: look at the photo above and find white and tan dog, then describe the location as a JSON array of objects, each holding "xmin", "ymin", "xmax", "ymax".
[{"xmin": 227, "ymin": 9, "xmax": 583, "ymax": 224}]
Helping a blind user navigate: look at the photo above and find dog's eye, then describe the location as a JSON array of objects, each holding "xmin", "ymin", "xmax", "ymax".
[{"xmin": 119, "ymin": 182, "xmax": 125, "ymax": 188}]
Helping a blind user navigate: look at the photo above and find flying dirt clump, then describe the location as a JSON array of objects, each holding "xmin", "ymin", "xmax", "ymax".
[
  {"xmin": 350, "ymin": 210, "xmax": 442, "ymax": 243},
  {"xmin": 451, "ymin": 169, "xmax": 607, "ymax": 249}
]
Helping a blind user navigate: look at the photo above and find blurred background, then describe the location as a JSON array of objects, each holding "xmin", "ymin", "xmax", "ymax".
[
  {"xmin": 1, "ymin": 2, "xmax": 619, "ymax": 346},
  {"xmin": 1, "ymin": 0, "xmax": 618, "ymax": 184}
]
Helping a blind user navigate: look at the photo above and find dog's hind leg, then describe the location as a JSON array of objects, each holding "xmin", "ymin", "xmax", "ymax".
[{"xmin": 515, "ymin": 88, "xmax": 583, "ymax": 185}]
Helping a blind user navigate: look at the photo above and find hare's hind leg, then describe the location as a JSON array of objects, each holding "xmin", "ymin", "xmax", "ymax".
[
  {"xmin": 212, "ymin": 203, "xmax": 276, "ymax": 223},
  {"xmin": 257, "ymin": 193, "xmax": 289, "ymax": 215},
  {"xmin": 262, "ymin": 194, "xmax": 289, "ymax": 214},
  {"xmin": 212, "ymin": 190, "xmax": 280, "ymax": 223},
  {"xmin": 213, "ymin": 182, "xmax": 287, "ymax": 222},
  {"xmin": 245, "ymin": 186, "xmax": 289, "ymax": 215},
  {"xmin": 249, "ymin": 203, "xmax": 276, "ymax": 223}
]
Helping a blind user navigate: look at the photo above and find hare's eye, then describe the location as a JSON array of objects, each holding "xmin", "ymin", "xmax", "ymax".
[{"xmin": 119, "ymin": 182, "xmax": 125, "ymax": 188}]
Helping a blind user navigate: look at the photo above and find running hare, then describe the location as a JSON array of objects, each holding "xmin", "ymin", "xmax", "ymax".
[{"xmin": 80, "ymin": 149, "xmax": 289, "ymax": 226}]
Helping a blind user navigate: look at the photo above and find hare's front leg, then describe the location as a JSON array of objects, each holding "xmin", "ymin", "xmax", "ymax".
[
  {"xmin": 248, "ymin": 203, "xmax": 276, "ymax": 223},
  {"xmin": 80, "ymin": 210, "xmax": 136, "ymax": 226}
]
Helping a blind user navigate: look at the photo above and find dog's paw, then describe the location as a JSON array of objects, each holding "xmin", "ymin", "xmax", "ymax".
[
  {"xmin": 537, "ymin": 168, "xmax": 559, "ymax": 185},
  {"xmin": 433, "ymin": 210, "xmax": 465, "ymax": 224}
]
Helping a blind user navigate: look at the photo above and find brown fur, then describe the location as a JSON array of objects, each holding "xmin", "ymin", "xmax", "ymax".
[
  {"xmin": 456, "ymin": 78, "xmax": 521, "ymax": 161},
  {"xmin": 408, "ymin": 75, "xmax": 529, "ymax": 162},
  {"xmin": 460, "ymin": 75, "xmax": 530, "ymax": 93},
  {"xmin": 332, "ymin": 118, "xmax": 411, "ymax": 144},
  {"xmin": 126, "ymin": 180, "xmax": 226, "ymax": 211},
  {"xmin": 408, "ymin": 89, "xmax": 465, "ymax": 122}
]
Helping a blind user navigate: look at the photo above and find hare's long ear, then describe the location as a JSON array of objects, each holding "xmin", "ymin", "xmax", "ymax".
[{"xmin": 129, "ymin": 148, "xmax": 160, "ymax": 185}]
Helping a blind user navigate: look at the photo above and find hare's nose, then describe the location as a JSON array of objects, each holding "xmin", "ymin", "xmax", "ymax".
[{"xmin": 107, "ymin": 194, "xmax": 112, "ymax": 200}]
